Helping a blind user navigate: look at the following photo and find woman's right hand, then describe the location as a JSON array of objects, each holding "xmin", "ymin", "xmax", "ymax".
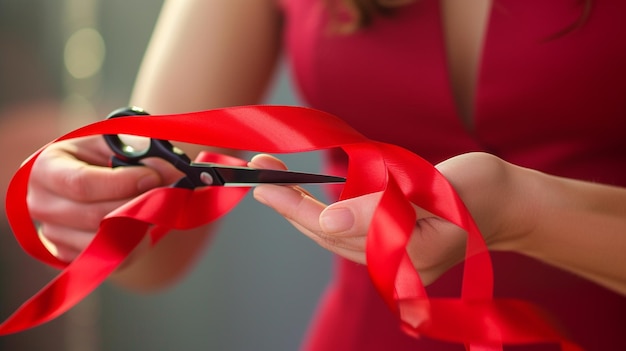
[{"xmin": 26, "ymin": 135, "xmax": 177, "ymax": 262}]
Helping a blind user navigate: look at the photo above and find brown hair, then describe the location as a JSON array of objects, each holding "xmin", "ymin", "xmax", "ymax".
[
  {"xmin": 548, "ymin": 0, "xmax": 593, "ymax": 40},
  {"xmin": 330, "ymin": 0, "xmax": 592, "ymax": 37},
  {"xmin": 325, "ymin": 0, "xmax": 406, "ymax": 33}
]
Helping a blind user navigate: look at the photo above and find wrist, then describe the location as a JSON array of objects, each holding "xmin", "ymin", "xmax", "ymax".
[
  {"xmin": 488, "ymin": 162, "xmax": 547, "ymax": 255},
  {"xmin": 436, "ymin": 153, "xmax": 537, "ymax": 254}
]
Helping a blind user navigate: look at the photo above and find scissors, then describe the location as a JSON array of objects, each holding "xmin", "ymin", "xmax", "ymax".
[{"xmin": 103, "ymin": 107, "xmax": 346, "ymax": 189}]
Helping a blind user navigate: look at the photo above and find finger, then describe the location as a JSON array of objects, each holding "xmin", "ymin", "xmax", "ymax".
[
  {"xmin": 319, "ymin": 192, "xmax": 383, "ymax": 237},
  {"xmin": 39, "ymin": 223, "xmax": 96, "ymax": 262},
  {"xmin": 248, "ymin": 154, "xmax": 287, "ymax": 170},
  {"xmin": 254, "ymin": 184, "xmax": 324, "ymax": 232},
  {"xmin": 32, "ymin": 152, "xmax": 164, "ymax": 203},
  {"xmin": 28, "ymin": 188, "xmax": 130, "ymax": 231},
  {"xmin": 285, "ymin": 215, "xmax": 367, "ymax": 255},
  {"xmin": 254, "ymin": 185, "xmax": 366, "ymax": 258},
  {"xmin": 249, "ymin": 154, "xmax": 314, "ymax": 197}
]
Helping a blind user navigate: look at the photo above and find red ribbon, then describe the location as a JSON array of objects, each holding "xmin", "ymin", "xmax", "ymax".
[{"xmin": 1, "ymin": 106, "xmax": 582, "ymax": 350}]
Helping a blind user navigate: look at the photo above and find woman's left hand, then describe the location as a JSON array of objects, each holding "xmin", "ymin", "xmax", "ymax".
[{"xmin": 251, "ymin": 152, "xmax": 520, "ymax": 285}]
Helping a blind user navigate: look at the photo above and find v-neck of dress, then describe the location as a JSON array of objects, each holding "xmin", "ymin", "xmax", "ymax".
[{"xmin": 439, "ymin": 0, "xmax": 493, "ymax": 133}]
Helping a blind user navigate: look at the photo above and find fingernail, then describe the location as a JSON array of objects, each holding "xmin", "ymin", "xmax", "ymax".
[
  {"xmin": 320, "ymin": 207, "xmax": 354, "ymax": 234},
  {"xmin": 137, "ymin": 173, "xmax": 160, "ymax": 192}
]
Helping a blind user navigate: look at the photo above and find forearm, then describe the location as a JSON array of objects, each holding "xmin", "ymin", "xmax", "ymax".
[
  {"xmin": 110, "ymin": 225, "xmax": 215, "ymax": 292},
  {"xmin": 130, "ymin": 0, "xmax": 282, "ymax": 115},
  {"xmin": 503, "ymin": 165, "xmax": 626, "ymax": 295},
  {"xmin": 438, "ymin": 153, "xmax": 626, "ymax": 294},
  {"xmin": 108, "ymin": 0, "xmax": 282, "ymax": 291}
]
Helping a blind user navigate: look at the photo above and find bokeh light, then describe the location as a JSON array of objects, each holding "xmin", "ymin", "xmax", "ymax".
[{"xmin": 63, "ymin": 27, "xmax": 105, "ymax": 79}]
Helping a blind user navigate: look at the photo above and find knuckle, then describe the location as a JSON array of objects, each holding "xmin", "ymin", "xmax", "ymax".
[
  {"xmin": 27, "ymin": 191, "xmax": 61, "ymax": 224},
  {"xmin": 61, "ymin": 167, "xmax": 93, "ymax": 201},
  {"xmin": 82, "ymin": 205, "xmax": 109, "ymax": 229},
  {"xmin": 316, "ymin": 232, "xmax": 364, "ymax": 252},
  {"xmin": 39, "ymin": 225, "xmax": 92, "ymax": 260},
  {"xmin": 38, "ymin": 224, "xmax": 64, "ymax": 245},
  {"xmin": 317, "ymin": 233, "xmax": 341, "ymax": 248},
  {"xmin": 27, "ymin": 195, "xmax": 46, "ymax": 221}
]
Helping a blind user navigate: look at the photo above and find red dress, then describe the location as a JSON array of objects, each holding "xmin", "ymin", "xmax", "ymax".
[{"xmin": 280, "ymin": 0, "xmax": 626, "ymax": 349}]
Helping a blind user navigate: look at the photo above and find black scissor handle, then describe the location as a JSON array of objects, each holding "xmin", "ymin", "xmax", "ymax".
[
  {"xmin": 103, "ymin": 106, "xmax": 151, "ymax": 166},
  {"xmin": 103, "ymin": 107, "xmax": 192, "ymax": 167}
]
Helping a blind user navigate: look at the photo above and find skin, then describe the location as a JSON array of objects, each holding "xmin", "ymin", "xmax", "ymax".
[{"xmin": 26, "ymin": 0, "xmax": 626, "ymax": 296}]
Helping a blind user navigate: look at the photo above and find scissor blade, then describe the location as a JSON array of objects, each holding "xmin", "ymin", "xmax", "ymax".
[{"xmin": 209, "ymin": 165, "xmax": 345, "ymax": 186}]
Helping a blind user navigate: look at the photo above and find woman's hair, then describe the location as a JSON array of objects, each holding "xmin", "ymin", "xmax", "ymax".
[
  {"xmin": 331, "ymin": 0, "xmax": 592, "ymax": 37},
  {"xmin": 325, "ymin": 0, "xmax": 407, "ymax": 33},
  {"xmin": 340, "ymin": 0, "xmax": 400, "ymax": 28}
]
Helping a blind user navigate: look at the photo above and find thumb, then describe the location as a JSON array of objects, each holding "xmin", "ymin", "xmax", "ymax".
[
  {"xmin": 120, "ymin": 166, "xmax": 165, "ymax": 194},
  {"xmin": 319, "ymin": 192, "xmax": 382, "ymax": 236}
]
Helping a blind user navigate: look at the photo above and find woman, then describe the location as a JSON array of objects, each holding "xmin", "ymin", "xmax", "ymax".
[{"xmin": 28, "ymin": 0, "xmax": 626, "ymax": 349}]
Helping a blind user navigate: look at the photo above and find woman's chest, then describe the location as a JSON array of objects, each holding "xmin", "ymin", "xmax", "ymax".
[{"xmin": 282, "ymin": 0, "xmax": 626, "ymax": 167}]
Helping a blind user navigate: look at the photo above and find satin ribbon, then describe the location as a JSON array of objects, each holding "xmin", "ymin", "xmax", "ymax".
[{"xmin": 1, "ymin": 105, "xmax": 582, "ymax": 350}]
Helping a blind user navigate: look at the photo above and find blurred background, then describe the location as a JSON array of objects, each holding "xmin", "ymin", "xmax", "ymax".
[{"xmin": 0, "ymin": 1, "xmax": 333, "ymax": 350}]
